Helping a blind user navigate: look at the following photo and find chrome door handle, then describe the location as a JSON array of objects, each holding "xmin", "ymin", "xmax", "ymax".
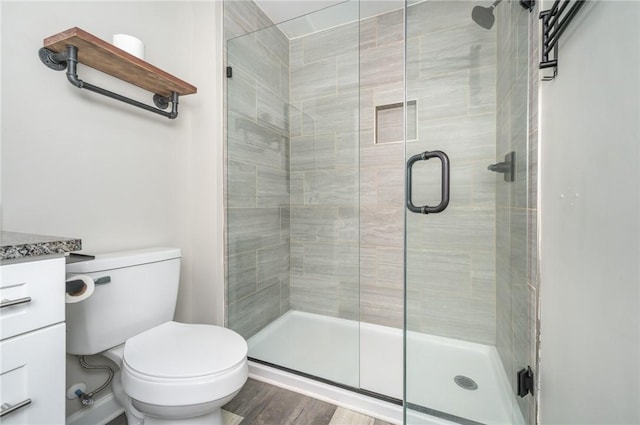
[
  {"xmin": 0, "ymin": 297, "xmax": 32, "ymax": 309},
  {"xmin": 0, "ymin": 399, "xmax": 32, "ymax": 417},
  {"xmin": 406, "ymin": 150, "xmax": 450, "ymax": 214}
]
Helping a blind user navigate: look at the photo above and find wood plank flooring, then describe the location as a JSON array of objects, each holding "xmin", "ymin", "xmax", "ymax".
[{"xmin": 105, "ymin": 378, "xmax": 394, "ymax": 425}]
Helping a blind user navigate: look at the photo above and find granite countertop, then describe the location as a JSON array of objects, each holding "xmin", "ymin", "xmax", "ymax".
[{"xmin": 1, "ymin": 231, "xmax": 82, "ymax": 260}]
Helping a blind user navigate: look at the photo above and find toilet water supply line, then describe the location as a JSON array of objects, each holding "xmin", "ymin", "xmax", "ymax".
[{"xmin": 75, "ymin": 356, "xmax": 115, "ymax": 406}]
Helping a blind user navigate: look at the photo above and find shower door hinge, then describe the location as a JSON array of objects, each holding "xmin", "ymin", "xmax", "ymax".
[
  {"xmin": 517, "ymin": 366, "xmax": 534, "ymax": 397},
  {"xmin": 226, "ymin": 66, "xmax": 233, "ymax": 78},
  {"xmin": 520, "ymin": 0, "xmax": 535, "ymax": 11}
]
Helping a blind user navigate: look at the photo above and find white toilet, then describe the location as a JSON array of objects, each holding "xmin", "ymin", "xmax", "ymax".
[{"xmin": 65, "ymin": 247, "xmax": 248, "ymax": 425}]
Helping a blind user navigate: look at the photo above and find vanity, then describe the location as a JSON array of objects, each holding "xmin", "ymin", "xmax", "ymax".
[{"xmin": 0, "ymin": 231, "xmax": 81, "ymax": 423}]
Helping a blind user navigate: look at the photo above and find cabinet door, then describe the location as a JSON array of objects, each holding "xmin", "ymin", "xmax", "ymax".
[
  {"xmin": 0, "ymin": 324, "xmax": 65, "ymax": 424},
  {"xmin": 1, "ymin": 257, "xmax": 65, "ymax": 340}
]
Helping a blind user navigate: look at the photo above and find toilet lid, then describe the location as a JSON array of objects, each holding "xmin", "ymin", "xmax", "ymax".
[{"xmin": 123, "ymin": 321, "xmax": 247, "ymax": 379}]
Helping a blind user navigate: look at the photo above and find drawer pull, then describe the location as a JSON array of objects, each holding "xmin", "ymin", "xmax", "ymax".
[
  {"xmin": 0, "ymin": 297, "xmax": 32, "ymax": 309},
  {"xmin": 0, "ymin": 398, "xmax": 32, "ymax": 417}
]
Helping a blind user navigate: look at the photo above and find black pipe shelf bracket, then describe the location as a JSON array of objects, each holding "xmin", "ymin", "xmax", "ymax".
[
  {"xmin": 539, "ymin": 0, "xmax": 587, "ymax": 80},
  {"xmin": 39, "ymin": 45, "xmax": 179, "ymax": 119},
  {"xmin": 38, "ymin": 28, "xmax": 197, "ymax": 120}
]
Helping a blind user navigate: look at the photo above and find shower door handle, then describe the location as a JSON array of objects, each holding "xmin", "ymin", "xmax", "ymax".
[{"xmin": 406, "ymin": 150, "xmax": 450, "ymax": 214}]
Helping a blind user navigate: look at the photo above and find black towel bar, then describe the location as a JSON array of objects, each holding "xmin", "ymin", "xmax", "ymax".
[{"xmin": 539, "ymin": 0, "xmax": 587, "ymax": 80}]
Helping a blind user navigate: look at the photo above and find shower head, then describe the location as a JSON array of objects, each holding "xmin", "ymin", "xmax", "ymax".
[{"xmin": 472, "ymin": 0, "xmax": 502, "ymax": 30}]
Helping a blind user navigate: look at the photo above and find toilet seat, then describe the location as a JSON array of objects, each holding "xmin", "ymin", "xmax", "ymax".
[
  {"xmin": 124, "ymin": 321, "xmax": 247, "ymax": 378},
  {"xmin": 120, "ymin": 321, "xmax": 248, "ymax": 406}
]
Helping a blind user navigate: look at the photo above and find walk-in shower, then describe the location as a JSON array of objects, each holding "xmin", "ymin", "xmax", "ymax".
[{"xmin": 225, "ymin": 1, "xmax": 536, "ymax": 423}]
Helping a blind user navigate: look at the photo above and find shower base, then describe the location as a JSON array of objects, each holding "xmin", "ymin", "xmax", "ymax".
[{"xmin": 248, "ymin": 310, "xmax": 523, "ymax": 425}]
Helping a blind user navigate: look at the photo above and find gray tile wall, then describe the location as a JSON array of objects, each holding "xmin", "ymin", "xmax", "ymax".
[
  {"xmin": 289, "ymin": 2, "xmax": 500, "ymax": 345},
  {"xmin": 494, "ymin": 1, "xmax": 538, "ymax": 423},
  {"xmin": 289, "ymin": 19, "xmax": 361, "ymax": 321},
  {"xmin": 358, "ymin": 9, "xmax": 407, "ymax": 330},
  {"xmin": 404, "ymin": 1, "xmax": 498, "ymax": 344},
  {"xmin": 225, "ymin": 0, "xmax": 291, "ymax": 339},
  {"xmin": 223, "ymin": 0, "xmax": 275, "ymax": 41}
]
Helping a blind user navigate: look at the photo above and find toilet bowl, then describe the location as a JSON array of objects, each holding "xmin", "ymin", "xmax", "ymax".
[
  {"xmin": 65, "ymin": 248, "xmax": 248, "ymax": 424},
  {"xmin": 100, "ymin": 322, "xmax": 247, "ymax": 425}
]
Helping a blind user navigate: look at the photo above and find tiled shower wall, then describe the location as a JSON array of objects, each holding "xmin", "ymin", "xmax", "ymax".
[
  {"xmin": 404, "ymin": 1, "xmax": 498, "ymax": 344},
  {"xmin": 288, "ymin": 20, "xmax": 361, "ymax": 320},
  {"xmin": 289, "ymin": 1, "xmax": 499, "ymax": 344},
  {"xmin": 357, "ymin": 9, "xmax": 407, "ymax": 329},
  {"xmin": 224, "ymin": 1, "xmax": 291, "ymax": 339},
  {"xmin": 287, "ymin": 11, "xmax": 409, "ymax": 326}
]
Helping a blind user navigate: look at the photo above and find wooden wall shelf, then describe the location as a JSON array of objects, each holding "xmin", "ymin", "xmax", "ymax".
[
  {"xmin": 39, "ymin": 27, "xmax": 196, "ymax": 119},
  {"xmin": 43, "ymin": 27, "xmax": 196, "ymax": 98}
]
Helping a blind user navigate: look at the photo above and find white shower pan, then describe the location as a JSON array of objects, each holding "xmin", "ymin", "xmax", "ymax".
[{"xmin": 248, "ymin": 310, "xmax": 524, "ymax": 425}]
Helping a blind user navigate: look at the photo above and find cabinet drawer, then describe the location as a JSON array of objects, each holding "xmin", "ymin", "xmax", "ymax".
[
  {"xmin": 1, "ymin": 257, "xmax": 65, "ymax": 340},
  {"xmin": 0, "ymin": 324, "xmax": 65, "ymax": 424}
]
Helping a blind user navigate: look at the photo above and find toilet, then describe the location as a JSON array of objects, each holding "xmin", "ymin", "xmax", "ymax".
[{"xmin": 65, "ymin": 247, "xmax": 248, "ymax": 425}]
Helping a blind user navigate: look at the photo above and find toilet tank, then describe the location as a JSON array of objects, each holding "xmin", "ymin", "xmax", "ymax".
[{"xmin": 65, "ymin": 247, "xmax": 181, "ymax": 355}]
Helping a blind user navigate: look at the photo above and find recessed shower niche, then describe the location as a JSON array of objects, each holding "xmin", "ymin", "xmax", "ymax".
[{"xmin": 375, "ymin": 100, "xmax": 417, "ymax": 144}]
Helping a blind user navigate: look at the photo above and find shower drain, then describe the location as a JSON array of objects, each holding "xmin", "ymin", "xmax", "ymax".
[{"xmin": 454, "ymin": 375, "xmax": 479, "ymax": 390}]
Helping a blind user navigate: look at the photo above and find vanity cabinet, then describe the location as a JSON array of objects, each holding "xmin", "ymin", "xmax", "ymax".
[{"xmin": 0, "ymin": 256, "xmax": 66, "ymax": 424}]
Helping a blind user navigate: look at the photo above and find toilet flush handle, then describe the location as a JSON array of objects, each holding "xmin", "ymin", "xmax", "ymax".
[{"xmin": 94, "ymin": 276, "xmax": 111, "ymax": 285}]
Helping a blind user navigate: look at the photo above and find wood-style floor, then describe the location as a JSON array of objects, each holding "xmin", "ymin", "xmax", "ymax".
[{"xmin": 106, "ymin": 378, "xmax": 394, "ymax": 425}]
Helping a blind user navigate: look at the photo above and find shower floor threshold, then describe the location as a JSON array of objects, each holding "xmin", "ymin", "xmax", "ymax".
[{"xmin": 247, "ymin": 310, "xmax": 524, "ymax": 425}]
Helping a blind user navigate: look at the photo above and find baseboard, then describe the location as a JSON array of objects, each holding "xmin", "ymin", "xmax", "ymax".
[{"xmin": 66, "ymin": 393, "xmax": 124, "ymax": 425}]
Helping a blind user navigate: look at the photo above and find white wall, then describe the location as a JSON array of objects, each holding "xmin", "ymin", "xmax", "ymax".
[
  {"xmin": 538, "ymin": 1, "xmax": 640, "ymax": 423},
  {"xmin": 0, "ymin": 0, "xmax": 224, "ymax": 417}
]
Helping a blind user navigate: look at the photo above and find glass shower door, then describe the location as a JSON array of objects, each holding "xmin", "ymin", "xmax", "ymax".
[
  {"xmin": 404, "ymin": 1, "xmax": 533, "ymax": 424},
  {"xmin": 225, "ymin": 0, "xmax": 362, "ymax": 390}
]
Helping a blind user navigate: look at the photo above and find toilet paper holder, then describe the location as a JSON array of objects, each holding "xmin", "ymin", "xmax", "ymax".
[
  {"xmin": 66, "ymin": 276, "xmax": 110, "ymax": 295},
  {"xmin": 94, "ymin": 276, "xmax": 111, "ymax": 285}
]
